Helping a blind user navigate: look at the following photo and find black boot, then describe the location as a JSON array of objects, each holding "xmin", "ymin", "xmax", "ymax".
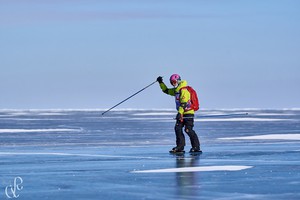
[
  {"xmin": 189, "ymin": 147, "xmax": 202, "ymax": 153},
  {"xmin": 169, "ymin": 147, "xmax": 185, "ymax": 153}
]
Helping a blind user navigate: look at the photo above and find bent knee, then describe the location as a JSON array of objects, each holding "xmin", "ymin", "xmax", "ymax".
[
  {"xmin": 184, "ymin": 127, "xmax": 191, "ymax": 133},
  {"xmin": 185, "ymin": 126, "xmax": 195, "ymax": 133}
]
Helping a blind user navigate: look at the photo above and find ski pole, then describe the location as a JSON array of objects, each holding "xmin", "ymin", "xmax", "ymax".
[{"xmin": 101, "ymin": 80, "xmax": 158, "ymax": 115}]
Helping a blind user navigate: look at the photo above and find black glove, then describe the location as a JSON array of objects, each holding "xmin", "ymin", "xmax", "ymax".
[
  {"xmin": 157, "ymin": 76, "xmax": 163, "ymax": 83},
  {"xmin": 176, "ymin": 113, "xmax": 183, "ymax": 122}
]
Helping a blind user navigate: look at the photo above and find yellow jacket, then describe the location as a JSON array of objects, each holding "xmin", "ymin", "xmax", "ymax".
[{"xmin": 159, "ymin": 80, "xmax": 194, "ymax": 115}]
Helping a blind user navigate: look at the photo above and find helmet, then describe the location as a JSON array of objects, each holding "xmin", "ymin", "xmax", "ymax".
[{"xmin": 170, "ymin": 74, "xmax": 181, "ymax": 86}]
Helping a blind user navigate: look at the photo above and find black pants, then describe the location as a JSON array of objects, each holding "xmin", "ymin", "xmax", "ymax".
[{"xmin": 174, "ymin": 114, "xmax": 200, "ymax": 150}]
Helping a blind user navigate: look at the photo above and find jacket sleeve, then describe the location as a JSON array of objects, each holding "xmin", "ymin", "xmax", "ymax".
[
  {"xmin": 159, "ymin": 82, "xmax": 176, "ymax": 96},
  {"xmin": 178, "ymin": 88, "xmax": 191, "ymax": 114}
]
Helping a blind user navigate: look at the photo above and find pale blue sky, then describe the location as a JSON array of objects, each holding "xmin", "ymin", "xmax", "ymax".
[{"xmin": 1, "ymin": 0, "xmax": 299, "ymax": 109}]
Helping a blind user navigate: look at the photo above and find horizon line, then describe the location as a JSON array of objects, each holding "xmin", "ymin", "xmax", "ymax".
[{"xmin": 1, "ymin": 108, "xmax": 300, "ymax": 111}]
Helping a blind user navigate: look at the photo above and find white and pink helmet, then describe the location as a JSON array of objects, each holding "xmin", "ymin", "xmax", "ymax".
[{"xmin": 169, "ymin": 74, "xmax": 181, "ymax": 86}]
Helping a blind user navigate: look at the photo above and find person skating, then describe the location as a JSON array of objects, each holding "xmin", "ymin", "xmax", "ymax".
[{"xmin": 157, "ymin": 74, "xmax": 201, "ymax": 153}]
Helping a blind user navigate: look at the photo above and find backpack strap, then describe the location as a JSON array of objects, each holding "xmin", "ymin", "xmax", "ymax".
[{"xmin": 179, "ymin": 86, "xmax": 192, "ymax": 111}]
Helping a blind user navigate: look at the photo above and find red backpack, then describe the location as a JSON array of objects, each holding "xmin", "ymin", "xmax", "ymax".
[{"xmin": 180, "ymin": 86, "xmax": 200, "ymax": 111}]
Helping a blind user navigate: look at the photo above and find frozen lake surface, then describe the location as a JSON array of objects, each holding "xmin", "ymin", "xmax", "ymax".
[{"xmin": 0, "ymin": 109, "xmax": 300, "ymax": 199}]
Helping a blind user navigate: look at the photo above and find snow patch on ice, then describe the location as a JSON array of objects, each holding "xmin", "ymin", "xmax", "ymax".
[
  {"xmin": 251, "ymin": 113, "xmax": 295, "ymax": 116},
  {"xmin": 131, "ymin": 165, "xmax": 253, "ymax": 173},
  {"xmin": 125, "ymin": 117, "xmax": 173, "ymax": 121},
  {"xmin": 132, "ymin": 112, "xmax": 175, "ymax": 116},
  {"xmin": 36, "ymin": 112, "xmax": 69, "ymax": 116},
  {"xmin": 0, "ymin": 128, "xmax": 81, "ymax": 133},
  {"xmin": 1, "ymin": 118, "xmax": 69, "ymax": 121},
  {"xmin": 195, "ymin": 117, "xmax": 290, "ymax": 122},
  {"xmin": 219, "ymin": 134, "xmax": 300, "ymax": 141}
]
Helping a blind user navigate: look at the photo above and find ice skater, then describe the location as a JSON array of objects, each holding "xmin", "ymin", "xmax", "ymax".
[{"xmin": 157, "ymin": 74, "xmax": 201, "ymax": 153}]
